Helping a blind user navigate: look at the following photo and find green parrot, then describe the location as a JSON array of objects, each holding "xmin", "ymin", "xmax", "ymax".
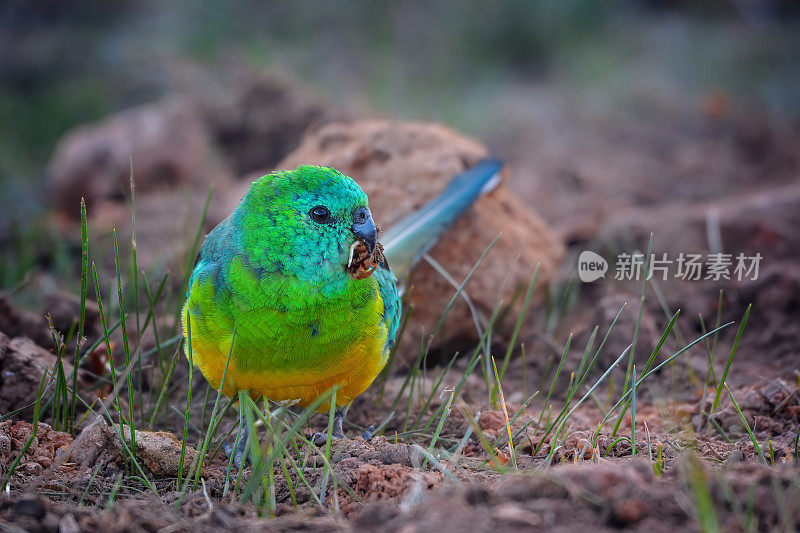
[{"xmin": 182, "ymin": 159, "xmax": 502, "ymax": 464}]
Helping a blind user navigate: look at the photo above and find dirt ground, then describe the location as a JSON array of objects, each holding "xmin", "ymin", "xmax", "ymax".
[{"xmin": 1, "ymin": 73, "xmax": 799, "ymax": 532}]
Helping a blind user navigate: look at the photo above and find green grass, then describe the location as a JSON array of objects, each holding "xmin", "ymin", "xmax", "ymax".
[
  {"xmin": 683, "ymin": 454, "xmax": 721, "ymax": 533},
  {"xmin": 710, "ymin": 304, "xmax": 751, "ymax": 417},
  {"xmin": 69, "ymin": 198, "xmax": 89, "ymax": 430},
  {"xmin": 723, "ymin": 382, "xmax": 766, "ymax": 464}
]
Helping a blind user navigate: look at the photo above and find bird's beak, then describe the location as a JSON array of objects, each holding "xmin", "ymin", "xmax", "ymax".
[{"xmin": 351, "ymin": 206, "xmax": 377, "ymax": 255}]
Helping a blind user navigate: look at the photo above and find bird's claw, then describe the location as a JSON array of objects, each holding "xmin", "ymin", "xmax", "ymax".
[
  {"xmin": 361, "ymin": 424, "xmax": 374, "ymax": 441},
  {"xmin": 312, "ymin": 423, "xmax": 374, "ymax": 446},
  {"xmin": 224, "ymin": 425, "xmax": 250, "ymax": 471},
  {"xmin": 311, "ymin": 431, "xmax": 344, "ymax": 447},
  {"xmin": 222, "ymin": 440, "xmax": 234, "ymax": 458}
]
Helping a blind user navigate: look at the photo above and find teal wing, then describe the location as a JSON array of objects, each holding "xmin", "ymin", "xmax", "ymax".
[
  {"xmin": 186, "ymin": 215, "xmax": 241, "ymax": 298},
  {"xmin": 374, "ymin": 260, "xmax": 401, "ymax": 353},
  {"xmin": 381, "ymin": 159, "xmax": 503, "ymax": 282}
]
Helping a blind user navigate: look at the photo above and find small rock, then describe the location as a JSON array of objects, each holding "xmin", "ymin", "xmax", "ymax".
[
  {"xmin": 114, "ymin": 424, "xmax": 197, "ymax": 477},
  {"xmin": 611, "ymin": 497, "xmax": 649, "ymax": 525},
  {"xmin": 59, "ymin": 513, "xmax": 80, "ymax": 533},
  {"xmin": 339, "ymin": 435, "xmax": 421, "ymax": 468},
  {"xmin": 724, "ymin": 449, "xmax": 746, "ymax": 466},
  {"xmin": 22, "ymin": 461, "xmax": 43, "ymax": 475},
  {"xmin": 66, "ymin": 418, "xmax": 113, "ymax": 468},
  {"xmin": 478, "ymin": 410, "xmax": 506, "ymax": 433},
  {"xmin": 491, "ymin": 503, "xmax": 542, "ymax": 527},
  {"xmin": 33, "ymin": 454, "xmax": 52, "ymax": 468},
  {"xmin": 464, "ymin": 484, "xmax": 491, "ymax": 506}
]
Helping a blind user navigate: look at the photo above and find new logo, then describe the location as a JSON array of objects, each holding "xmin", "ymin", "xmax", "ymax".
[{"xmin": 578, "ymin": 251, "xmax": 608, "ymax": 282}]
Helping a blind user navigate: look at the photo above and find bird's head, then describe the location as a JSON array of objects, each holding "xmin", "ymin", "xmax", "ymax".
[{"xmin": 238, "ymin": 165, "xmax": 380, "ymax": 283}]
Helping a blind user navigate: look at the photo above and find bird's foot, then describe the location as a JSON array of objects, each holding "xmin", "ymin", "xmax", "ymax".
[
  {"xmin": 311, "ymin": 431, "xmax": 344, "ymax": 447},
  {"xmin": 223, "ymin": 424, "xmax": 250, "ymax": 471},
  {"xmin": 361, "ymin": 424, "xmax": 375, "ymax": 441},
  {"xmin": 311, "ymin": 408, "xmax": 346, "ymax": 446},
  {"xmin": 312, "ymin": 424, "xmax": 374, "ymax": 445}
]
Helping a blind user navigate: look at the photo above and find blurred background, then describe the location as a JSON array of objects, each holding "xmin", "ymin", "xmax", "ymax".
[{"xmin": 1, "ymin": 0, "xmax": 799, "ymax": 335}]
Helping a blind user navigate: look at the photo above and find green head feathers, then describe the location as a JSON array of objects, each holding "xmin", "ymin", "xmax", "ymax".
[{"xmin": 237, "ymin": 165, "xmax": 375, "ymax": 285}]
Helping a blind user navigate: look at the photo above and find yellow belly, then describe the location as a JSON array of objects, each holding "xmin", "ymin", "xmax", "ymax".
[{"xmin": 187, "ymin": 315, "xmax": 388, "ymax": 412}]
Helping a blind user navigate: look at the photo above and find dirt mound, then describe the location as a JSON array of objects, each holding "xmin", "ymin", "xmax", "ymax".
[
  {"xmin": 337, "ymin": 461, "xmax": 441, "ymax": 517},
  {"xmin": 369, "ymin": 458, "xmax": 800, "ymax": 532},
  {"xmin": 599, "ymin": 181, "xmax": 800, "ymax": 261},
  {"xmin": 200, "ymin": 74, "xmax": 334, "ymax": 176},
  {"xmin": 706, "ymin": 379, "xmax": 799, "ymax": 447},
  {"xmin": 0, "ymin": 492, "xmax": 346, "ymax": 533},
  {"xmin": 46, "ymin": 75, "xmax": 333, "ymax": 221},
  {"xmin": 253, "ymin": 119, "xmax": 564, "ymax": 358},
  {"xmin": 0, "ymin": 332, "xmax": 81, "ymax": 416},
  {"xmin": 44, "ymin": 76, "xmax": 336, "ymax": 279},
  {"xmin": 48, "ymin": 98, "xmax": 228, "ymax": 216},
  {"xmin": 0, "ymin": 292, "xmax": 100, "ymax": 352}
]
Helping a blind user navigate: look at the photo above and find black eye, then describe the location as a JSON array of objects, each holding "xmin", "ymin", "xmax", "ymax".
[{"xmin": 309, "ymin": 206, "xmax": 331, "ymax": 224}]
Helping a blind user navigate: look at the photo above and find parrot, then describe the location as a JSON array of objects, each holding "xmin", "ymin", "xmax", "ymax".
[{"xmin": 182, "ymin": 159, "xmax": 502, "ymax": 466}]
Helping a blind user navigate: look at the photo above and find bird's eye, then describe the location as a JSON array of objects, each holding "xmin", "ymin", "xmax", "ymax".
[
  {"xmin": 309, "ymin": 206, "xmax": 331, "ymax": 224},
  {"xmin": 353, "ymin": 207, "xmax": 367, "ymax": 224}
]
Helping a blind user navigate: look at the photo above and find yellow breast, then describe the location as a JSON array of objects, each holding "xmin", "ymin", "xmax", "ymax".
[{"xmin": 184, "ymin": 291, "xmax": 389, "ymax": 413}]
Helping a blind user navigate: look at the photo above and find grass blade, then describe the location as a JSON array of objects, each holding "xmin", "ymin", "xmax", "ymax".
[
  {"xmin": 69, "ymin": 197, "xmax": 89, "ymax": 431},
  {"xmin": 710, "ymin": 304, "xmax": 751, "ymax": 417},
  {"xmin": 113, "ymin": 230, "xmax": 136, "ymax": 462},
  {"xmin": 423, "ymin": 388, "xmax": 455, "ymax": 469},
  {"xmin": 723, "ymin": 382, "xmax": 766, "ymax": 464},
  {"xmin": 497, "ymin": 265, "xmax": 539, "ymax": 385}
]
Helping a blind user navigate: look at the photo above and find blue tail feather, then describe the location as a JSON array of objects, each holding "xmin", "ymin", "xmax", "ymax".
[{"xmin": 381, "ymin": 158, "xmax": 503, "ymax": 281}]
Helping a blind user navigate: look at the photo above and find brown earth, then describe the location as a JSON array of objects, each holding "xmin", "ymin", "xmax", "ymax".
[{"xmin": 369, "ymin": 459, "xmax": 800, "ymax": 532}]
